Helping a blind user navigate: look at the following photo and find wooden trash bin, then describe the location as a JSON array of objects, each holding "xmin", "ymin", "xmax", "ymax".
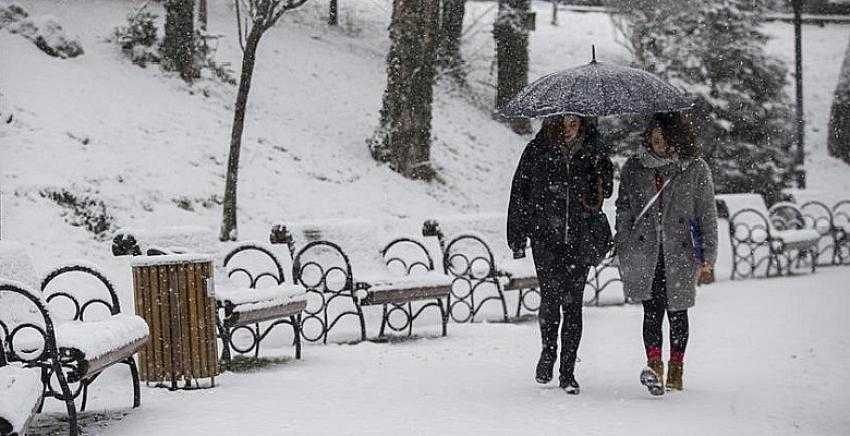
[{"xmin": 130, "ymin": 254, "xmax": 220, "ymax": 389}]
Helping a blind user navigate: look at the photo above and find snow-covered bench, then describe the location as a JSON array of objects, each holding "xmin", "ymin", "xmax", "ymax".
[
  {"xmin": 1, "ymin": 269, "xmax": 149, "ymax": 436},
  {"xmin": 423, "ymin": 221, "xmax": 520, "ymax": 323},
  {"xmin": 716, "ymin": 194, "xmax": 820, "ymax": 279},
  {"xmin": 423, "ymin": 218, "xmax": 623, "ymax": 322},
  {"xmin": 771, "ymin": 200, "xmax": 845, "ymax": 266},
  {"xmin": 218, "ymin": 242, "xmax": 307, "ymax": 361},
  {"xmin": 273, "ymin": 224, "xmax": 451, "ymax": 342},
  {"xmin": 356, "ymin": 237, "xmax": 451, "ymax": 338},
  {"xmin": 0, "ymin": 363, "xmax": 42, "ymax": 436}
]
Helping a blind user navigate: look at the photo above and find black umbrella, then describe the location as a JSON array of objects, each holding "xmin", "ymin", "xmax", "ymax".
[{"xmin": 498, "ymin": 48, "xmax": 694, "ymax": 119}]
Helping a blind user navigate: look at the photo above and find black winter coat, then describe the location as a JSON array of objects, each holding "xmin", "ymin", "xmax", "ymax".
[{"xmin": 506, "ymin": 131, "xmax": 614, "ymax": 261}]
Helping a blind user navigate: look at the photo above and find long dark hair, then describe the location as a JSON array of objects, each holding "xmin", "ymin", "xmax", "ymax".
[
  {"xmin": 643, "ymin": 112, "xmax": 700, "ymax": 158},
  {"xmin": 538, "ymin": 115, "xmax": 603, "ymax": 151}
]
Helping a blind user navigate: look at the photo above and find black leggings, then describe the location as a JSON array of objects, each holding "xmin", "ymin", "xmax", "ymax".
[
  {"xmin": 532, "ymin": 244, "xmax": 590, "ymax": 381},
  {"xmin": 643, "ymin": 253, "xmax": 689, "ymax": 362}
]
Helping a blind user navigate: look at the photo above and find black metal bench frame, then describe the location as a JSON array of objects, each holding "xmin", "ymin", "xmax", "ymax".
[
  {"xmin": 284, "ymin": 226, "xmax": 449, "ymax": 342},
  {"xmin": 440, "ymin": 232, "xmax": 513, "ymax": 323},
  {"xmin": 292, "ymin": 240, "xmax": 367, "ymax": 344},
  {"xmin": 218, "ymin": 243, "xmax": 305, "ymax": 362},
  {"xmin": 1, "ymin": 265, "xmax": 145, "ymax": 436},
  {"xmin": 832, "ymin": 200, "xmax": 850, "ymax": 265},
  {"xmin": 361, "ymin": 237, "xmax": 450, "ymax": 338}
]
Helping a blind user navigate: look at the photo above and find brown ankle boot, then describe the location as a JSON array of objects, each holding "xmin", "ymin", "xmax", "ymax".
[
  {"xmin": 648, "ymin": 360, "xmax": 664, "ymax": 382},
  {"xmin": 667, "ymin": 361, "xmax": 683, "ymax": 391}
]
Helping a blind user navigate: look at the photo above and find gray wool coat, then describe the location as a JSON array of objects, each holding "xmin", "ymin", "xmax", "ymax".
[{"xmin": 615, "ymin": 155, "xmax": 718, "ymax": 311}]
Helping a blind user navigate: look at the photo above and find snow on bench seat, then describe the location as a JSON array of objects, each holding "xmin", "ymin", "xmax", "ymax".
[
  {"xmin": 0, "ymin": 364, "xmax": 42, "ymax": 436},
  {"xmin": 215, "ymin": 283, "xmax": 307, "ymax": 306},
  {"xmin": 357, "ymin": 271, "xmax": 453, "ymax": 306},
  {"xmin": 773, "ymin": 229, "xmax": 822, "ymax": 246},
  {"xmin": 54, "ymin": 314, "xmax": 149, "ymax": 382},
  {"xmin": 216, "ymin": 283, "xmax": 308, "ymax": 326},
  {"xmin": 55, "ymin": 314, "xmax": 149, "ymax": 359}
]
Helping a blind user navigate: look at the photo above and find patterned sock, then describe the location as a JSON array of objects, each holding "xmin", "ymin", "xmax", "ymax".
[
  {"xmin": 670, "ymin": 350, "xmax": 685, "ymax": 364},
  {"xmin": 646, "ymin": 346, "xmax": 662, "ymax": 362}
]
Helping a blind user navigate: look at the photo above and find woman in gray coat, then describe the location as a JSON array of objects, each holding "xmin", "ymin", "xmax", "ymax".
[{"xmin": 615, "ymin": 112, "xmax": 717, "ymax": 395}]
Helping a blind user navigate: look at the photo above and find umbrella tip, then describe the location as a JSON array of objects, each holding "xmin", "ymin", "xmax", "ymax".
[{"xmin": 591, "ymin": 45, "xmax": 597, "ymax": 63}]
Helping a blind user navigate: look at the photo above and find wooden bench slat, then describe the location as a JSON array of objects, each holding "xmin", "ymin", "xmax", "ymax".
[
  {"xmin": 503, "ymin": 276, "xmax": 538, "ymax": 291},
  {"xmin": 360, "ymin": 285, "xmax": 451, "ymax": 306},
  {"xmin": 66, "ymin": 336, "xmax": 149, "ymax": 383},
  {"xmin": 229, "ymin": 300, "xmax": 307, "ymax": 326}
]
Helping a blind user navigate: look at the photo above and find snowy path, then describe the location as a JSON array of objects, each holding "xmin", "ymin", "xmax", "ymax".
[{"xmin": 30, "ymin": 268, "xmax": 850, "ymax": 435}]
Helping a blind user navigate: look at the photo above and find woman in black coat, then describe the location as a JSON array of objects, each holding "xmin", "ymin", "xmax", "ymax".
[{"xmin": 507, "ymin": 115, "xmax": 614, "ymax": 394}]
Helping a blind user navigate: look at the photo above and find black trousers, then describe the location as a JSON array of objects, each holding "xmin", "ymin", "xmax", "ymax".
[
  {"xmin": 532, "ymin": 243, "xmax": 590, "ymax": 381},
  {"xmin": 643, "ymin": 253, "xmax": 689, "ymax": 362}
]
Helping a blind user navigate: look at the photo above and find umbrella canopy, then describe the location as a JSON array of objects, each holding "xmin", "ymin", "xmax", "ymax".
[{"xmin": 498, "ymin": 59, "xmax": 694, "ymax": 119}]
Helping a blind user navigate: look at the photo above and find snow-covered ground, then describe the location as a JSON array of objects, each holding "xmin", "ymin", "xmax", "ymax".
[{"xmin": 26, "ymin": 266, "xmax": 850, "ymax": 435}]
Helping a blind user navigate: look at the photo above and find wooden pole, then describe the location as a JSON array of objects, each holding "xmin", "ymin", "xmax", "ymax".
[{"xmin": 793, "ymin": 0, "xmax": 806, "ymax": 188}]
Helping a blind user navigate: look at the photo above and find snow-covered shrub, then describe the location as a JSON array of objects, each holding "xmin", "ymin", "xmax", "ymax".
[
  {"xmin": 39, "ymin": 188, "xmax": 115, "ymax": 240},
  {"xmin": 27, "ymin": 16, "xmax": 84, "ymax": 58},
  {"xmin": 1, "ymin": 4, "xmax": 83, "ymax": 58},
  {"xmin": 610, "ymin": 0, "xmax": 794, "ymax": 203},
  {"xmin": 112, "ymin": 5, "xmax": 160, "ymax": 67},
  {"xmin": 0, "ymin": 3, "xmax": 28, "ymax": 27}
]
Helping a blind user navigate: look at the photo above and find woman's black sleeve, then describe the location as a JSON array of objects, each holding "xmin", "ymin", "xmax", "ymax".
[{"xmin": 507, "ymin": 147, "xmax": 534, "ymax": 252}]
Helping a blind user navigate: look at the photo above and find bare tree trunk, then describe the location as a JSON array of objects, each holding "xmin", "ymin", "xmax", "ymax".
[
  {"xmin": 437, "ymin": 0, "xmax": 466, "ymax": 81},
  {"xmin": 198, "ymin": 0, "xmax": 208, "ymax": 30},
  {"xmin": 369, "ymin": 0, "xmax": 441, "ymax": 180},
  {"xmin": 329, "ymin": 0, "xmax": 338, "ymax": 25},
  {"xmin": 494, "ymin": 0, "xmax": 531, "ymax": 134},
  {"xmin": 828, "ymin": 35, "xmax": 850, "ymax": 165},
  {"xmin": 220, "ymin": 25, "xmax": 263, "ymax": 241},
  {"xmin": 163, "ymin": 0, "xmax": 196, "ymax": 81}
]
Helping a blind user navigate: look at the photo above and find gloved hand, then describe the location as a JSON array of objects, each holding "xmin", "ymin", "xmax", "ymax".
[{"xmin": 696, "ymin": 261, "xmax": 714, "ymax": 286}]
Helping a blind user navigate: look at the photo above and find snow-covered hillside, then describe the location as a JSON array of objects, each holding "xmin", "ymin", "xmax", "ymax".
[{"xmin": 1, "ymin": 0, "xmax": 848, "ymax": 269}]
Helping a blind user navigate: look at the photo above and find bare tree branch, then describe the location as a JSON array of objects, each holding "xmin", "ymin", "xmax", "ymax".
[
  {"xmin": 284, "ymin": 0, "xmax": 309, "ymax": 10},
  {"xmin": 234, "ymin": 0, "xmax": 246, "ymax": 51},
  {"xmin": 267, "ymin": 0, "xmax": 308, "ymax": 28}
]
